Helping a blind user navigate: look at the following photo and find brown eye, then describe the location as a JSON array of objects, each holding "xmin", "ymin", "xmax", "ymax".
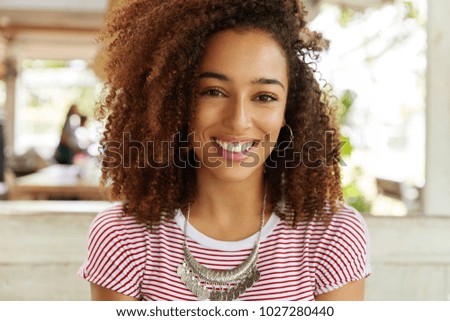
[
  {"xmin": 255, "ymin": 94, "xmax": 277, "ymax": 102},
  {"xmin": 201, "ymin": 88, "xmax": 225, "ymax": 97}
]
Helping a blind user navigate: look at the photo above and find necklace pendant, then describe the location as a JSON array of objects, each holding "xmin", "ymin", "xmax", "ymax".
[
  {"xmin": 233, "ymin": 287, "xmax": 242, "ymax": 300},
  {"xmin": 245, "ymin": 276, "xmax": 255, "ymax": 288},
  {"xmin": 227, "ymin": 288, "xmax": 239, "ymax": 301},
  {"xmin": 251, "ymin": 269, "xmax": 261, "ymax": 283},
  {"xmin": 237, "ymin": 282, "xmax": 247, "ymax": 296},
  {"xmin": 209, "ymin": 290, "xmax": 222, "ymax": 301},
  {"xmin": 196, "ymin": 285, "xmax": 210, "ymax": 301},
  {"xmin": 187, "ymin": 278, "xmax": 197, "ymax": 291},
  {"xmin": 176, "ymin": 264, "xmax": 185, "ymax": 276}
]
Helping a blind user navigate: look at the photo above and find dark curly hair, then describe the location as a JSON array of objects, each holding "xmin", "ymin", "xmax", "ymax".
[{"xmin": 98, "ymin": 0, "xmax": 343, "ymax": 227}]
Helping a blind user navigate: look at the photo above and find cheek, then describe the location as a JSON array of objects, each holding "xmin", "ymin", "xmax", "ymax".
[
  {"xmin": 193, "ymin": 107, "xmax": 217, "ymax": 141},
  {"xmin": 261, "ymin": 128, "xmax": 282, "ymax": 155},
  {"xmin": 253, "ymin": 117, "xmax": 284, "ymax": 160},
  {"xmin": 257, "ymin": 111, "xmax": 285, "ymax": 139}
]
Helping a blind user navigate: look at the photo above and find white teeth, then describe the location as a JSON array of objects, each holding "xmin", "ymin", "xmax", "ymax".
[
  {"xmin": 242, "ymin": 141, "xmax": 253, "ymax": 151},
  {"xmin": 214, "ymin": 138, "xmax": 254, "ymax": 153}
]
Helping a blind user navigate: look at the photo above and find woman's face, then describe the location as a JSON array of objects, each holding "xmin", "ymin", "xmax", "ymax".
[{"xmin": 193, "ymin": 29, "xmax": 289, "ymax": 182}]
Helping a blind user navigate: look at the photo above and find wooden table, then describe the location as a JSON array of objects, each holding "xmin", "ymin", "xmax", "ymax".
[{"xmin": 9, "ymin": 164, "xmax": 108, "ymax": 200}]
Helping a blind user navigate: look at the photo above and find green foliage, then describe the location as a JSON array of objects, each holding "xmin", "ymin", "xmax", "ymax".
[
  {"xmin": 404, "ymin": 1, "xmax": 419, "ymax": 20},
  {"xmin": 338, "ymin": 7, "xmax": 356, "ymax": 27},
  {"xmin": 337, "ymin": 1, "xmax": 425, "ymax": 29},
  {"xmin": 338, "ymin": 89, "xmax": 355, "ymax": 158},
  {"xmin": 338, "ymin": 90, "xmax": 355, "ymax": 124},
  {"xmin": 340, "ymin": 136, "xmax": 352, "ymax": 158},
  {"xmin": 337, "ymin": 91, "xmax": 372, "ymax": 214},
  {"xmin": 22, "ymin": 59, "xmax": 68, "ymax": 69},
  {"xmin": 343, "ymin": 183, "xmax": 373, "ymax": 213}
]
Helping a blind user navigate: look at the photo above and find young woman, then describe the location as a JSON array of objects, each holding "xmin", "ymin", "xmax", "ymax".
[{"xmin": 79, "ymin": 0, "xmax": 371, "ymax": 301}]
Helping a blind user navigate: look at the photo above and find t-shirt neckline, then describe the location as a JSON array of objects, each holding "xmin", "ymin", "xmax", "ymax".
[{"xmin": 174, "ymin": 209, "xmax": 280, "ymax": 251}]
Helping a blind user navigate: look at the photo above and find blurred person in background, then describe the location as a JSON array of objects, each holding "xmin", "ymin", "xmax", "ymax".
[{"xmin": 54, "ymin": 104, "xmax": 87, "ymax": 164}]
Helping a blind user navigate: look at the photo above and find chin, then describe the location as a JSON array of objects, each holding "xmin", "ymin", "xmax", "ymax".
[{"xmin": 198, "ymin": 162, "xmax": 264, "ymax": 183}]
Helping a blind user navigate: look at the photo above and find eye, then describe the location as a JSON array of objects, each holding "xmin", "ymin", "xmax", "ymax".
[
  {"xmin": 254, "ymin": 94, "xmax": 277, "ymax": 103},
  {"xmin": 200, "ymin": 88, "xmax": 225, "ymax": 97}
]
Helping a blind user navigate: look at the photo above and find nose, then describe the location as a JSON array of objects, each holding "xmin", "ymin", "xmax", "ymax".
[{"xmin": 223, "ymin": 97, "xmax": 251, "ymax": 131}]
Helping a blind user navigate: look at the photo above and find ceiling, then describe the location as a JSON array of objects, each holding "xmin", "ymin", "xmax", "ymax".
[
  {"xmin": 0, "ymin": 0, "xmax": 108, "ymax": 61},
  {"xmin": 0, "ymin": 0, "xmax": 392, "ymax": 62}
]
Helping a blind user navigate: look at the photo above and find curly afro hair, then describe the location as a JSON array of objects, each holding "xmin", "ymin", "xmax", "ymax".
[{"xmin": 98, "ymin": 0, "xmax": 343, "ymax": 227}]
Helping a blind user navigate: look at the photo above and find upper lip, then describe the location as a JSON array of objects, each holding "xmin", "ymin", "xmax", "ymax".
[{"xmin": 214, "ymin": 136, "xmax": 259, "ymax": 143}]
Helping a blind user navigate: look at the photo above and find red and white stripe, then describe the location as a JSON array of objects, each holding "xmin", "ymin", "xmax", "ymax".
[{"xmin": 79, "ymin": 204, "xmax": 371, "ymax": 301}]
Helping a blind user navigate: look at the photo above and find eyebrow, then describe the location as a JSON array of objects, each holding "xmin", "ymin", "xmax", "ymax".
[
  {"xmin": 199, "ymin": 72, "xmax": 285, "ymax": 91},
  {"xmin": 252, "ymin": 78, "xmax": 285, "ymax": 91},
  {"xmin": 199, "ymin": 72, "xmax": 230, "ymax": 82}
]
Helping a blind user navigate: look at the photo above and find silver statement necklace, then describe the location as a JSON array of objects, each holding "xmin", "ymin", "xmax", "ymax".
[{"xmin": 177, "ymin": 187, "xmax": 267, "ymax": 301}]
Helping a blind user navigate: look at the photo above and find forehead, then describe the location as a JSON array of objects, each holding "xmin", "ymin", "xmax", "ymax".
[{"xmin": 199, "ymin": 29, "xmax": 288, "ymax": 83}]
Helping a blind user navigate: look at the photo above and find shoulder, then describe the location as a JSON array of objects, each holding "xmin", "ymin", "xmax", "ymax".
[
  {"xmin": 88, "ymin": 204, "xmax": 148, "ymax": 246},
  {"xmin": 80, "ymin": 204, "xmax": 149, "ymax": 298},
  {"xmin": 309, "ymin": 204, "xmax": 372, "ymax": 296},
  {"xmin": 308, "ymin": 204, "xmax": 370, "ymax": 261},
  {"xmin": 308, "ymin": 204, "xmax": 369, "ymax": 244},
  {"xmin": 90, "ymin": 203, "xmax": 146, "ymax": 229},
  {"xmin": 331, "ymin": 204, "xmax": 368, "ymax": 234},
  {"xmin": 331, "ymin": 204, "xmax": 369, "ymax": 246}
]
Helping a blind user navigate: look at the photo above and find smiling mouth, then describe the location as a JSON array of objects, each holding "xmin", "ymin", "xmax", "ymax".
[{"xmin": 212, "ymin": 137, "xmax": 259, "ymax": 154}]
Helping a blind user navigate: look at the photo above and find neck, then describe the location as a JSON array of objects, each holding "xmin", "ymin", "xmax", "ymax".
[{"xmin": 188, "ymin": 167, "xmax": 270, "ymax": 241}]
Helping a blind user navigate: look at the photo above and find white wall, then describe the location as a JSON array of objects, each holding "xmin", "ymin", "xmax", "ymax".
[
  {"xmin": 424, "ymin": 0, "xmax": 450, "ymax": 216},
  {"xmin": 1, "ymin": 205, "xmax": 449, "ymax": 300},
  {"xmin": 365, "ymin": 216, "xmax": 450, "ymax": 300},
  {"xmin": 0, "ymin": 202, "xmax": 107, "ymax": 300}
]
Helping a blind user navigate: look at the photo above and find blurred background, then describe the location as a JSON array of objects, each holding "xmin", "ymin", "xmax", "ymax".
[{"xmin": 0, "ymin": 0, "xmax": 449, "ymax": 300}]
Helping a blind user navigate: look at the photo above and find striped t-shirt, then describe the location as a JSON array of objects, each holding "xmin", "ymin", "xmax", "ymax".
[{"xmin": 78, "ymin": 204, "xmax": 371, "ymax": 300}]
